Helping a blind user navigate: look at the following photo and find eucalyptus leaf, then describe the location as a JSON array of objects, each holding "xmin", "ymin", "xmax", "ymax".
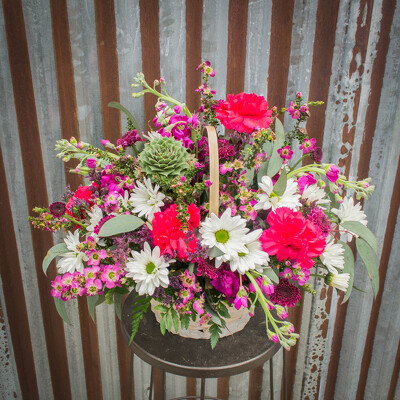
[
  {"xmin": 54, "ymin": 297, "xmax": 71, "ymax": 325},
  {"xmin": 262, "ymin": 140, "xmax": 273, "ymax": 157},
  {"xmin": 273, "ymin": 169, "xmax": 287, "ymax": 196},
  {"xmin": 339, "ymin": 241, "xmax": 355, "ymax": 303},
  {"xmin": 245, "ymin": 167, "xmax": 255, "ymax": 186},
  {"xmin": 356, "ymin": 238, "xmax": 379, "ymax": 297},
  {"xmin": 263, "ymin": 267, "xmax": 279, "ymax": 284},
  {"xmin": 274, "ymin": 118, "xmax": 285, "ymax": 141},
  {"xmin": 43, "ymin": 243, "xmax": 68, "ymax": 275},
  {"xmin": 207, "ymin": 246, "xmax": 225, "ymax": 259},
  {"xmin": 341, "ymin": 221, "xmax": 378, "ymax": 254},
  {"xmin": 266, "ymin": 152, "xmax": 283, "ymax": 178},
  {"xmin": 257, "ymin": 161, "xmax": 268, "ymax": 183},
  {"xmin": 108, "ymin": 102, "xmax": 142, "ymax": 137},
  {"xmin": 114, "ymin": 292, "xmax": 123, "ymax": 320},
  {"xmin": 87, "ymin": 295, "xmax": 99, "ymax": 322},
  {"xmin": 98, "ymin": 215, "xmax": 144, "ymax": 237}
]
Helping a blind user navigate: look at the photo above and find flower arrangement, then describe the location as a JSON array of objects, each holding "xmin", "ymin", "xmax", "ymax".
[{"xmin": 31, "ymin": 61, "xmax": 378, "ymax": 349}]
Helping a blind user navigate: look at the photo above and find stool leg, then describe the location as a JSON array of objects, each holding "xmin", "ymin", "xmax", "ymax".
[
  {"xmin": 200, "ymin": 378, "xmax": 206, "ymax": 400},
  {"xmin": 149, "ymin": 366, "xmax": 154, "ymax": 400},
  {"xmin": 128, "ymin": 351, "xmax": 134, "ymax": 400},
  {"xmin": 270, "ymin": 357, "xmax": 274, "ymax": 400},
  {"xmin": 162, "ymin": 370, "xmax": 166, "ymax": 400}
]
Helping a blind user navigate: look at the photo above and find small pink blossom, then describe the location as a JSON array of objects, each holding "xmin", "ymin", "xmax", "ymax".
[
  {"xmin": 204, "ymin": 180, "xmax": 213, "ymax": 187},
  {"xmin": 326, "ymin": 165, "xmax": 340, "ymax": 183},
  {"xmin": 299, "ymin": 138, "xmax": 317, "ymax": 154},
  {"xmin": 277, "ymin": 145, "xmax": 293, "ymax": 160},
  {"xmin": 85, "ymin": 278, "xmax": 102, "ymax": 296}
]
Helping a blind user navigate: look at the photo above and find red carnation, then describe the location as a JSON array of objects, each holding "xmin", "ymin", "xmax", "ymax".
[
  {"xmin": 215, "ymin": 92, "xmax": 273, "ymax": 133},
  {"xmin": 66, "ymin": 185, "xmax": 94, "ymax": 218},
  {"xmin": 187, "ymin": 203, "xmax": 201, "ymax": 229},
  {"xmin": 152, "ymin": 205, "xmax": 198, "ymax": 260},
  {"xmin": 260, "ymin": 207, "xmax": 326, "ymax": 269}
]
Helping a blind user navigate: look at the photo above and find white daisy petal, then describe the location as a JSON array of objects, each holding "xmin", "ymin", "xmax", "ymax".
[{"xmin": 125, "ymin": 243, "xmax": 174, "ymax": 296}]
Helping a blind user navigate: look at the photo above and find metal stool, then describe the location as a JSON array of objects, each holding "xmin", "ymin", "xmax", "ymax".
[{"xmin": 121, "ymin": 292, "xmax": 286, "ymax": 400}]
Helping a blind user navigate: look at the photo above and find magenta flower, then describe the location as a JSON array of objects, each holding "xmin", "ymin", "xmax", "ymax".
[
  {"xmin": 277, "ymin": 145, "xmax": 293, "ymax": 160},
  {"xmin": 193, "ymin": 294, "xmax": 205, "ymax": 315},
  {"xmin": 299, "ymin": 138, "xmax": 316, "ymax": 154},
  {"xmin": 87, "ymin": 158, "xmax": 97, "ymax": 169},
  {"xmin": 233, "ymin": 293, "xmax": 248, "ymax": 310},
  {"xmin": 83, "ymin": 266, "xmax": 100, "ymax": 279},
  {"xmin": 326, "ymin": 165, "xmax": 340, "ymax": 182},
  {"xmin": 297, "ymin": 173, "xmax": 317, "ymax": 194}
]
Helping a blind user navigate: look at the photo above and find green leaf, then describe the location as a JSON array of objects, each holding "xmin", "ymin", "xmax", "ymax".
[
  {"xmin": 208, "ymin": 246, "xmax": 225, "ymax": 258},
  {"xmin": 154, "ymin": 305, "xmax": 169, "ymax": 312},
  {"xmin": 87, "ymin": 295, "xmax": 99, "ymax": 321},
  {"xmin": 356, "ymin": 238, "xmax": 379, "ymax": 297},
  {"xmin": 98, "ymin": 215, "xmax": 144, "ymax": 237},
  {"xmin": 263, "ymin": 140, "xmax": 273, "ymax": 157},
  {"xmin": 245, "ymin": 167, "xmax": 255, "ymax": 186},
  {"xmin": 274, "ymin": 118, "xmax": 285, "ymax": 140},
  {"xmin": 341, "ymin": 221, "xmax": 378, "ymax": 254},
  {"xmin": 54, "ymin": 297, "xmax": 71, "ymax": 325},
  {"xmin": 159, "ymin": 315, "xmax": 166, "ymax": 335},
  {"xmin": 108, "ymin": 102, "xmax": 143, "ymax": 138},
  {"xmin": 114, "ymin": 292, "xmax": 123, "ymax": 320},
  {"xmin": 273, "ymin": 169, "xmax": 287, "ymax": 196},
  {"xmin": 263, "ymin": 267, "xmax": 279, "ymax": 284},
  {"xmin": 43, "ymin": 243, "xmax": 68, "ymax": 275},
  {"xmin": 205, "ymin": 304, "xmax": 222, "ymax": 326},
  {"xmin": 257, "ymin": 161, "xmax": 268, "ymax": 183},
  {"xmin": 218, "ymin": 303, "xmax": 230, "ymax": 319},
  {"xmin": 171, "ymin": 308, "xmax": 179, "ymax": 332},
  {"xmin": 339, "ymin": 241, "xmax": 355, "ymax": 303},
  {"xmin": 166, "ymin": 312, "xmax": 172, "ymax": 332},
  {"xmin": 180, "ymin": 314, "xmax": 190, "ymax": 330},
  {"xmin": 266, "ymin": 153, "xmax": 283, "ymax": 178},
  {"xmin": 266, "ymin": 119, "xmax": 285, "ymax": 178},
  {"xmin": 209, "ymin": 324, "xmax": 222, "ymax": 349}
]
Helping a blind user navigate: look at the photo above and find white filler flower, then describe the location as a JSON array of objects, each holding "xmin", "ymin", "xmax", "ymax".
[
  {"xmin": 200, "ymin": 208, "xmax": 249, "ymax": 260},
  {"xmin": 332, "ymin": 197, "xmax": 368, "ymax": 242},
  {"xmin": 320, "ymin": 237, "xmax": 345, "ymax": 273},
  {"xmin": 222, "ymin": 230, "xmax": 270, "ymax": 274},
  {"xmin": 254, "ymin": 176, "xmax": 301, "ymax": 211},
  {"xmin": 125, "ymin": 243, "xmax": 173, "ymax": 296},
  {"xmin": 130, "ymin": 178, "xmax": 165, "ymax": 221},
  {"xmin": 86, "ymin": 205, "xmax": 103, "ymax": 233},
  {"xmin": 325, "ymin": 272, "xmax": 350, "ymax": 292},
  {"xmin": 57, "ymin": 230, "xmax": 88, "ymax": 273}
]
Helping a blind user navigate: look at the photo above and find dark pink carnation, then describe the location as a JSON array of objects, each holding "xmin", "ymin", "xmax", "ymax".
[
  {"xmin": 270, "ymin": 279, "xmax": 301, "ymax": 307},
  {"xmin": 210, "ymin": 266, "xmax": 240, "ymax": 300},
  {"xmin": 215, "ymin": 92, "xmax": 273, "ymax": 133}
]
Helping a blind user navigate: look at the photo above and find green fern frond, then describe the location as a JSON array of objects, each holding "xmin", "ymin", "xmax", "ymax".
[{"xmin": 128, "ymin": 294, "xmax": 151, "ymax": 345}]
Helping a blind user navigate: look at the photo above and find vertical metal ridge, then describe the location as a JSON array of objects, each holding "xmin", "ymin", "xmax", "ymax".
[
  {"xmin": 139, "ymin": 0, "xmax": 160, "ymax": 129},
  {"xmin": 185, "ymin": 0, "xmax": 203, "ymax": 112},
  {"xmin": 186, "ymin": 377, "xmax": 197, "ymax": 398},
  {"xmin": 226, "ymin": 0, "xmax": 249, "ymax": 95},
  {"xmin": 217, "ymin": 376, "xmax": 229, "ymax": 400},
  {"xmin": 388, "ymin": 338, "xmax": 400, "ymax": 400},
  {"xmin": 356, "ymin": 156, "xmax": 400, "ymax": 399},
  {"xmin": 306, "ymin": 0, "xmax": 340, "ymax": 146},
  {"xmin": 49, "ymin": 0, "xmax": 81, "ymax": 191},
  {"xmin": 356, "ymin": 0, "xmax": 396, "ymax": 181},
  {"xmin": 49, "ymin": 2, "xmax": 103, "ymax": 398},
  {"xmin": 94, "ymin": 0, "xmax": 121, "ymax": 144},
  {"xmin": 0, "ymin": 144, "xmax": 39, "ymax": 399},
  {"xmin": 267, "ymin": 0, "xmax": 294, "ymax": 113},
  {"xmin": 1, "ymin": 0, "xmax": 72, "ymax": 398}
]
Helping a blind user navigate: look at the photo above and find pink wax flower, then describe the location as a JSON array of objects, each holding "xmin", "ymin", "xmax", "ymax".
[
  {"xmin": 83, "ymin": 266, "xmax": 101, "ymax": 279},
  {"xmin": 87, "ymin": 249, "xmax": 108, "ymax": 266},
  {"xmin": 193, "ymin": 294, "xmax": 205, "ymax": 315},
  {"xmin": 299, "ymin": 138, "xmax": 317, "ymax": 154},
  {"xmin": 280, "ymin": 268, "xmax": 293, "ymax": 280},
  {"xmin": 277, "ymin": 145, "xmax": 293, "ymax": 160},
  {"xmin": 180, "ymin": 288, "xmax": 194, "ymax": 305},
  {"xmin": 85, "ymin": 278, "xmax": 102, "ymax": 296},
  {"xmin": 181, "ymin": 270, "xmax": 197, "ymax": 291},
  {"xmin": 51, "ymin": 275, "xmax": 64, "ymax": 299},
  {"xmin": 326, "ymin": 165, "xmax": 340, "ymax": 182},
  {"xmin": 101, "ymin": 265, "xmax": 121, "ymax": 289}
]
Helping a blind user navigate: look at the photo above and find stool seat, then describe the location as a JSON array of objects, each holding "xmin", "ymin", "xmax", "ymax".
[{"xmin": 121, "ymin": 291, "xmax": 281, "ymax": 378}]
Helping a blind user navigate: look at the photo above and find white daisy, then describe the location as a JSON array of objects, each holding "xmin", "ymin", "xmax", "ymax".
[
  {"xmin": 320, "ymin": 237, "xmax": 345, "ymax": 273},
  {"xmin": 57, "ymin": 230, "xmax": 88, "ymax": 274},
  {"xmin": 130, "ymin": 178, "xmax": 165, "ymax": 221},
  {"xmin": 254, "ymin": 176, "xmax": 301, "ymax": 211},
  {"xmin": 117, "ymin": 190, "xmax": 131, "ymax": 209},
  {"xmin": 325, "ymin": 272, "xmax": 350, "ymax": 292},
  {"xmin": 218, "ymin": 230, "xmax": 270, "ymax": 274},
  {"xmin": 125, "ymin": 243, "xmax": 173, "ymax": 296},
  {"xmin": 332, "ymin": 197, "xmax": 368, "ymax": 242},
  {"xmin": 200, "ymin": 208, "xmax": 249, "ymax": 260},
  {"xmin": 86, "ymin": 205, "xmax": 103, "ymax": 233},
  {"xmin": 301, "ymin": 184, "xmax": 330, "ymax": 206}
]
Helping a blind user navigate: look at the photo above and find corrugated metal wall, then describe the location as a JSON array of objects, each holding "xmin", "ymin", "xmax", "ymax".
[{"xmin": 0, "ymin": 0, "xmax": 399, "ymax": 399}]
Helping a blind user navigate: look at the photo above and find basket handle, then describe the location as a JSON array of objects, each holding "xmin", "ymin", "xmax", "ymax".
[{"xmin": 203, "ymin": 125, "xmax": 219, "ymax": 216}]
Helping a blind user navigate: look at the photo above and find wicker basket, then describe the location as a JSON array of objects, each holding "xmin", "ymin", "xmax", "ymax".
[{"xmin": 150, "ymin": 126, "xmax": 251, "ymax": 339}]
